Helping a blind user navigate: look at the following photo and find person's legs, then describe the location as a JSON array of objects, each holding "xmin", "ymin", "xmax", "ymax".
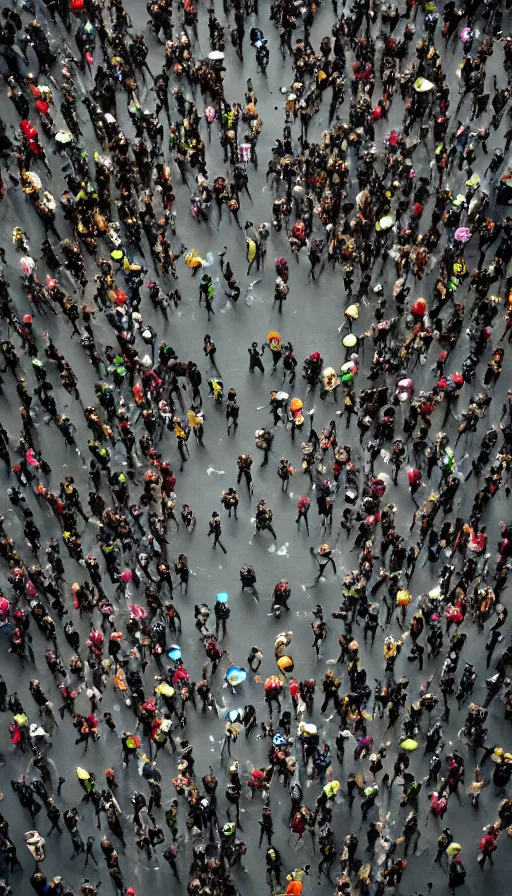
[
  {"xmin": 214, "ymin": 534, "xmax": 227, "ymax": 554},
  {"xmin": 266, "ymin": 523, "xmax": 277, "ymax": 540}
]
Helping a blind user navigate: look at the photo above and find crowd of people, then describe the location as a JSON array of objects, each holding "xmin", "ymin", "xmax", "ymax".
[{"xmin": 0, "ymin": 0, "xmax": 512, "ymax": 894}]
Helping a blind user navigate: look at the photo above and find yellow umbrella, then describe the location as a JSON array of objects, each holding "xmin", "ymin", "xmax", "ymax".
[
  {"xmin": 123, "ymin": 257, "xmax": 142, "ymax": 272},
  {"xmin": 155, "ymin": 682, "xmax": 175, "ymax": 697},
  {"xmin": 345, "ymin": 304, "xmax": 359, "ymax": 319},
  {"xmin": 246, "ymin": 239, "xmax": 257, "ymax": 263},
  {"xmin": 400, "ymin": 738, "xmax": 418, "ymax": 751},
  {"xmin": 323, "ymin": 780, "xmax": 340, "ymax": 797},
  {"xmin": 76, "ymin": 767, "xmax": 90, "ymax": 780}
]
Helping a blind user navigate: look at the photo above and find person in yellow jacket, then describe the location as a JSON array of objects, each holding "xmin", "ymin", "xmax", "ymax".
[
  {"xmin": 173, "ymin": 417, "xmax": 189, "ymax": 470},
  {"xmin": 187, "ymin": 409, "xmax": 204, "ymax": 445}
]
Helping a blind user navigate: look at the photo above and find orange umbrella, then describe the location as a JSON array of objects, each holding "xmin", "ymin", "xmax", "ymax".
[
  {"xmin": 290, "ymin": 398, "xmax": 303, "ymax": 413},
  {"xmin": 277, "ymin": 655, "xmax": 294, "ymax": 674},
  {"xmin": 113, "ymin": 666, "xmax": 127, "ymax": 691}
]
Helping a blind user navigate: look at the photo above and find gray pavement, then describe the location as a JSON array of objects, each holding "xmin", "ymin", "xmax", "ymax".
[{"xmin": 0, "ymin": 0, "xmax": 511, "ymax": 894}]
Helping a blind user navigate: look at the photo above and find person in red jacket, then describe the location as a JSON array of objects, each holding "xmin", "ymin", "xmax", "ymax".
[
  {"xmin": 478, "ymin": 825, "xmax": 498, "ymax": 868},
  {"xmin": 407, "ymin": 467, "xmax": 422, "ymax": 508}
]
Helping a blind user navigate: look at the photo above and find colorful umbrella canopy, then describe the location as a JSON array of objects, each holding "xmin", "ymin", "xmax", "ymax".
[
  {"xmin": 129, "ymin": 603, "xmax": 147, "ymax": 619},
  {"xmin": 155, "ymin": 682, "xmax": 175, "ymax": 697},
  {"xmin": 55, "ymin": 130, "xmax": 73, "ymax": 144},
  {"xmin": 225, "ymin": 665, "xmax": 247, "ymax": 687},
  {"xmin": 277, "ymin": 655, "xmax": 294, "ymax": 673},
  {"xmin": 414, "ymin": 77, "xmax": 435, "ymax": 92},
  {"xmin": 376, "ymin": 214, "xmax": 395, "ymax": 231},
  {"xmin": 20, "ymin": 256, "xmax": 35, "ymax": 275},
  {"xmin": 400, "ymin": 738, "xmax": 418, "ymax": 751},
  {"xmin": 24, "ymin": 171, "xmax": 42, "ymax": 190}
]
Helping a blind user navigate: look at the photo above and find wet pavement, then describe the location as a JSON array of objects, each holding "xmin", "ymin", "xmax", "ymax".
[{"xmin": 0, "ymin": 0, "xmax": 512, "ymax": 894}]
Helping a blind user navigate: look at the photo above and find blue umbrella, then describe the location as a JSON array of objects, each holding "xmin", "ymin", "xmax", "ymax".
[
  {"xmin": 168, "ymin": 645, "xmax": 182, "ymax": 661},
  {"xmin": 216, "ymin": 592, "xmax": 229, "ymax": 603},
  {"xmin": 225, "ymin": 708, "xmax": 242, "ymax": 722},
  {"xmin": 225, "ymin": 665, "xmax": 247, "ymax": 687}
]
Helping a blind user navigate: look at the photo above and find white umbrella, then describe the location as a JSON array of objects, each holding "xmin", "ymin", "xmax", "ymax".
[
  {"xmin": 55, "ymin": 130, "xmax": 73, "ymax": 144},
  {"xmin": 25, "ymin": 171, "xmax": 42, "ymax": 190},
  {"xmin": 414, "ymin": 77, "xmax": 435, "ymax": 92},
  {"xmin": 208, "ymin": 50, "xmax": 225, "ymax": 60}
]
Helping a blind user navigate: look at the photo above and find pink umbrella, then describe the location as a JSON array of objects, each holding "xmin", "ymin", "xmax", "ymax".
[
  {"xmin": 454, "ymin": 227, "xmax": 471, "ymax": 243},
  {"xmin": 129, "ymin": 603, "xmax": 147, "ymax": 619},
  {"xmin": 25, "ymin": 448, "xmax": 39, "ymax": 467},
  {"xmin": 20, "ymin": 256, "xmax": 35, "ymax": 276}
]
